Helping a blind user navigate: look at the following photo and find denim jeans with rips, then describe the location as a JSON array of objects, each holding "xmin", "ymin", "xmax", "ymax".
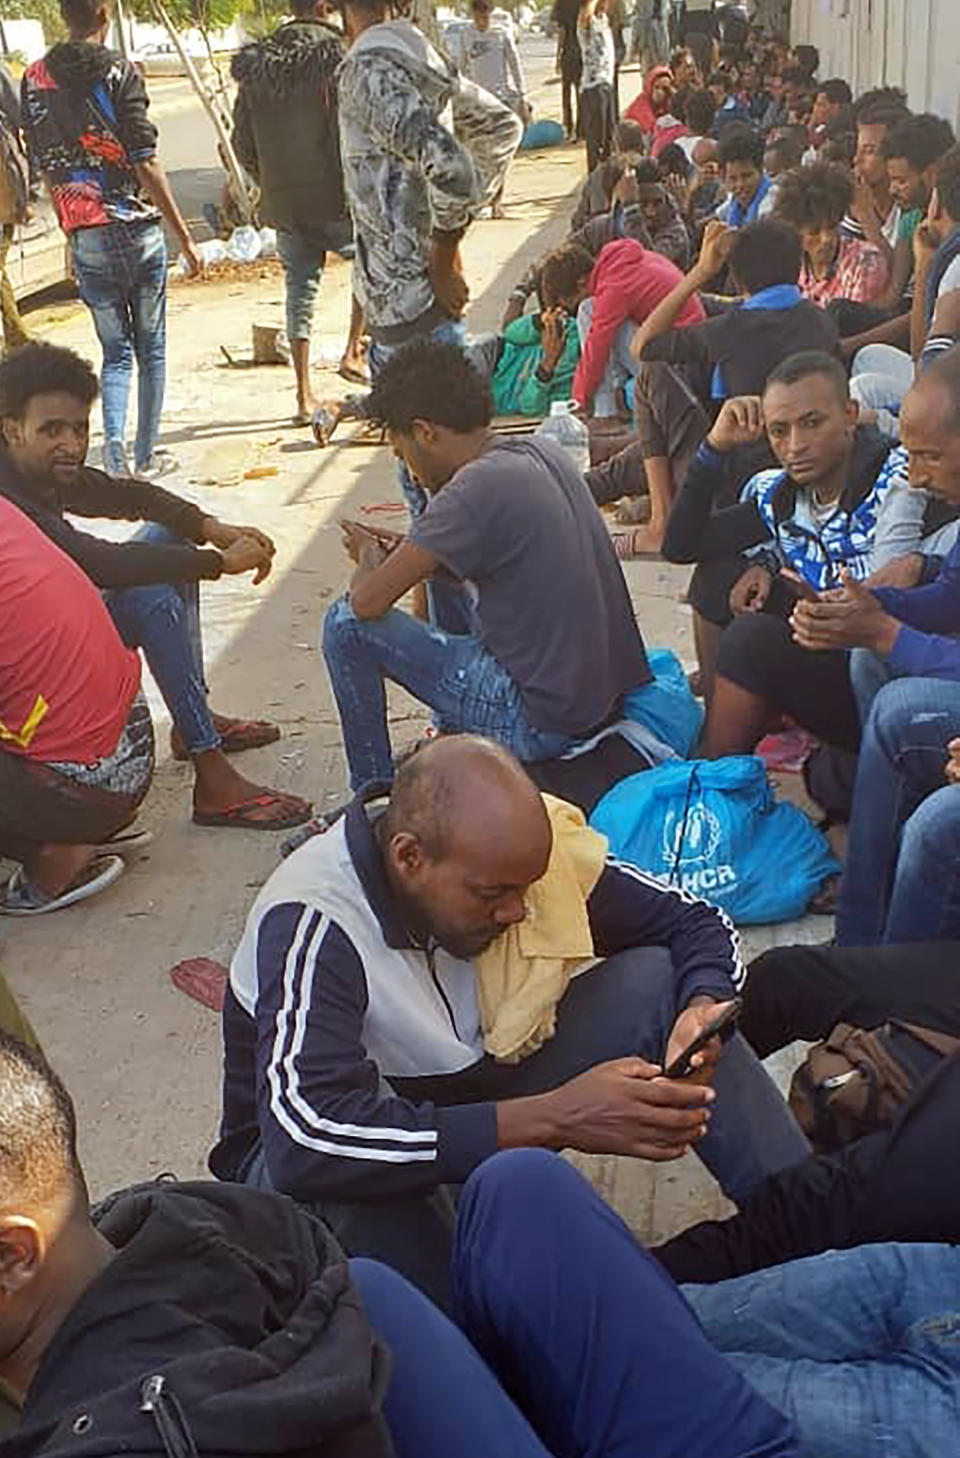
[
  {"xmin": 321, "ymin": 593, "xmax": 573, "ymax": 792},
  {"xmin": 71, "ymin": 218, "xmax": 168, "ymax": 475}
]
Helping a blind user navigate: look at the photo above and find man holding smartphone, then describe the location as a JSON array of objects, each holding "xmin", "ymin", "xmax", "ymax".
[{"xmin": 213, "ymin": 734, "xmax": 808, "ymax": 1313}]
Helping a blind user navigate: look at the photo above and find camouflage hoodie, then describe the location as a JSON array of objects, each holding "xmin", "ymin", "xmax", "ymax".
[{"xmin": 337, "ymin": 19, "xmax": 521, "ymax": 342}]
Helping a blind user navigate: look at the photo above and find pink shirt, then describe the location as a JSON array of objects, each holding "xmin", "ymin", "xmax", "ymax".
[
  {"xmin": 800, "ymin": 235, "xmax": 889, "ymax": 307},
  {"xmin": 0, "ymin": 496, "xmax": 141, "ymax": 764},
  {"xmin": 573, "ymin": 239, "xmax": 706, "ymax": 407}
]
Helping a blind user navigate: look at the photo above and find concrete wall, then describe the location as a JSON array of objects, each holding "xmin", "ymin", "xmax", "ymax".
[{"xmin": 791, "ymin": 0, "xmax": 960, "ymax": 129}]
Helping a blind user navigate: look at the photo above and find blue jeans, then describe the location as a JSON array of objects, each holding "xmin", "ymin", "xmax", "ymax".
[
  {"xmin": 321, "ymin": 594, "xmax": 574, "ymax": 792},
  {"xmin": 836, "ymin": 676, "xmax": 960, "ymax": 945},
  {"xmin": 276, "ymin": 228, "xmax": 325, "ymax": 341},
  {"xmin": 451, "ymin": 1150, "xmax": 798, "ymax": 1458},
  {"xmin": 242, "ymin": 947, "xmax": 809, "ymax": 1311},
  {"xmin": 106, "ymin": 525, "xmax": 219, "ymax": 755},
  {"xmin": 71, "ymin": 219, "xmax": 168, "ymax": 475},
  {"xmin": 577, "ymin": 296, "xmax": 638, "ymax": 417},
  {"xmin": 687, "ymin": 1242, "xmax": 960, "ymax": 1458}
]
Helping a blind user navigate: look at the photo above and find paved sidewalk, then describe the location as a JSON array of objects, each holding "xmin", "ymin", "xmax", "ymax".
[{"xmin": 1, "ymin": 72, "xmax": 822, "ymax": 1241}]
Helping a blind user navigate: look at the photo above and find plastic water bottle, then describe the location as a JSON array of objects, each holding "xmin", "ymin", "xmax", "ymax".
[{"xmin": 535, "ymin": 400, "xmax": 591, "ymax": 475}]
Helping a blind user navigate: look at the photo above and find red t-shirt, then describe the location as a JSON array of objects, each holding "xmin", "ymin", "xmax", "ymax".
[
  {"xmin": 0, "ymin": 496, "xmax": 141, "ymax": 764},
  {"xmin": 573, "ymin": 238, "xmax": 706, "ymax": 407}
]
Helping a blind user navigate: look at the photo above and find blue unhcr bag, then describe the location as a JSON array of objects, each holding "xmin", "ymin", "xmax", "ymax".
[
  {"xmin": 590, "ymin": 756, "xmax": 840, "ymax": 924},
  {"xmin": 623, "ymin": 648, "xmax": 703, "ymax": 760}
]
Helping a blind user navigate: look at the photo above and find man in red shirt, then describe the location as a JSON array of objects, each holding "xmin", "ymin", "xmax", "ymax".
[
  {"xmin": 540, "ymin": 236, "xmax": 705, "ymax": 417},
  {"xmin": 0, "ymin": 495, "xmax": 154, "ymax": 914}
]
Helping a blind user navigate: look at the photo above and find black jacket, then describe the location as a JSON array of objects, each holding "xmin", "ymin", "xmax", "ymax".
[
  {"xmin": 0, "ymin": 1182, "xmax": 393, "ymax": 1458},
  {"xmin": 0, "ymin": 449, "xmax": 223, "ymax": 589},
  {"xmin": 657, "ymin": 1049, "xmax": 960, "ymax": 1284},
  {"xmin": 640, "ymin": 298, "xmax": 840, "ymax": 403},
  {"xmin": 231, "ymin": 21, "xmax": 349, "ymax": 247}
]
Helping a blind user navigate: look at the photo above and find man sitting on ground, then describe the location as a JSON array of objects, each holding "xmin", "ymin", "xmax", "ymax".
[
  {"xmin": 604, "ymin": 217, "xmax": 839, "ymax": 555},
  {"xmin": 0, "ymin": 1032, "xmax": 799, "ymax": 1458},
  {"xmin": 0, "ymin": 496, "xmax": 153, "ymax": 914},
  {"xmin": 662, "ymin": 352, "xmax": 923, "ymax": 726},
  {"xmin": 541, "ymin": 236, "xmax": 704, "ymax": 419},
  {"xmin": 0, "ymin": 343, "xmax": 310, "ymax": 832},
  {"xmin": 713, "ymin": 124, "xmax": 773, "ymax": 226},
  {"xmin": 788, "ymin": 348, "xmax": 960, "ymax": 944},
  {"xmin": 213, "ymin": 732, "xmax": 808, "ymax": 1310},
  {"xmin": 321, "ymin": 340, "xmax": 652, "ymax": 790}
]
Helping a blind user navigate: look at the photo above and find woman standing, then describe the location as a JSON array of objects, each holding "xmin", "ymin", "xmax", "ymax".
[{"xmin": 578, "ymin": 0, "xmax": 616, "ymax": 172}]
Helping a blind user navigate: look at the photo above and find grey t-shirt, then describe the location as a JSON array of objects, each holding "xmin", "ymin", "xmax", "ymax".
[{"xmin": 409, "ymin": 436, "xmax": 651, "ymax": 734}]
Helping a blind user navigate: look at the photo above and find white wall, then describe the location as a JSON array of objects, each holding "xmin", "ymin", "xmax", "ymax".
[
  {"xmin": 791, "ymin": 0, "xmax": 960, "ymax": 129},
  {"xmin": 1, "ymin": 19, "xmax": 47, "ymax": 62}
]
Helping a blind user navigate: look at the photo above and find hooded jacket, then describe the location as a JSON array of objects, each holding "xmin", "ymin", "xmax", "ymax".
[
  {"xmin": 20, "ymin": 43, "xmax": 157, "ymax": 234},
  {"xmin": 663, "ymin": 430, "xmax": 925, "ymax": 591},
  {"xmin": 337, "ymin": 19, "xmax": 521, "ymax": 342},
  {"xmin": 0, "ymin": 1181, "xmax": 392, "ymax": 1458},
  {"xmin": 231, "ymin": 21, "xmax": 349, "ymax": 248}
]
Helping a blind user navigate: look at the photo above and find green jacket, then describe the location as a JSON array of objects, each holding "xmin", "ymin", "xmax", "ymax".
[{"xmin": 491, "ymin": 314, "xmax": 580, "ymax": 416}]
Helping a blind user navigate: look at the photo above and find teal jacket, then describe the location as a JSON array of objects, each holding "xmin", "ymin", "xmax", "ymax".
[{"xmin": 491, "ymin": 314, "xmax": 580, "ymax": 416}]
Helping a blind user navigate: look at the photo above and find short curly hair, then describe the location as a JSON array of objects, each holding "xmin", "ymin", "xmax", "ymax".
[
  {"xmin": 539, "ymin": 243, "xmax": 595, "ymax": 306},
  {"xmin": 0, "ymin": 342, "xmax": 99, "ymax": 421},
  {"xmin": 773, "ymin": 161, "xmax": 853, "ymax": 232},
  {"xmin": 366, "ymin": 340, "xmax": 492, "ymax": 435}
]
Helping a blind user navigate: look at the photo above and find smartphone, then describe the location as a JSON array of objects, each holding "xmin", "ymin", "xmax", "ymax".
[{"xmin": 663, "ymin": 998, "xmax": 743, "ymax": 1079}]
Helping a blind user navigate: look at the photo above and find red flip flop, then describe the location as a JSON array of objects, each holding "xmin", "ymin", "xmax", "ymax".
[
  {"xmin": 193, "ymin": 791, "xmax": 313, "ymax": 831},
  {"xmin": 170, "ymin": 957, "xmax": 229, "ymax": 1011}
]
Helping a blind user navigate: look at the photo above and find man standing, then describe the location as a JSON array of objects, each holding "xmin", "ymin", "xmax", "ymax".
[
  {"xmin": 231, "ymin": 1, "xmax": 356, "ymax": 424},
  {"xmin": 0, "ymin": 59, "xmax": 29, "ymax": 350},
  {"xmin": 21, "ymin": 0, "xmax": 201, "ymax": 477},
  {"xmin": 336, "ymin": 0, "xmax": 521, "ymax": 517}
]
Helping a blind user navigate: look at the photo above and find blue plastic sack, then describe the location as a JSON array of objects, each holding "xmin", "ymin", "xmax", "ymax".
[
  {"xmin": 624, "ymin": 648, "xmax": 703, "ymax": 759},
  {"xmin": 519, "ymin": 119, "xmax": 566, "ymax": 151},
  {"xmin": 591, "ymin": 756, "xmax": 840, "ymax": 924}
]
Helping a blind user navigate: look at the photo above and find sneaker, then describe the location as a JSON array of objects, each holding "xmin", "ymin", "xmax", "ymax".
[{"xmin": 137, "ymin": 448, "xmax": 180, "ymax": 479}]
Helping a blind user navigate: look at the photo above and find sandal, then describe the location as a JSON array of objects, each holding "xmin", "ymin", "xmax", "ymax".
[
  {"xmin": 338, "ymin": 361, "xmax": 370, "ymax": 386},
  {"xmin": 193, "ymin": 790, "xmax": 313, "ymax": 831},
  {"xmin": 0, "ymin": 855, "xmax": 124, "ymax": 916},
  {"xmin": 98, "ymin": 826, "xmax": 154, "ymax": 856},
  {"xmin": 613, "ymin": 529, "xmax": 664, "ymax": 561},
  {"xmin": 171, "ymin": 719, "xmax": 280, "ymax": 761}
]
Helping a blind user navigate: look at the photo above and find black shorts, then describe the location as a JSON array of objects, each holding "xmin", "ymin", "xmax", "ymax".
[{"xmin": 715, "ymin": 612, "xmax": 861, "ymax": 752}]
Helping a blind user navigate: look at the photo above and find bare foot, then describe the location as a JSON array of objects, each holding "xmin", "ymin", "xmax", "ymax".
[
  {"xmin": 338, "ymin": 349, "xmax": 370, "ymax": 385},
  {"xmin": 296, "ymin": 393, "xmax": 320, "ymax": 422},
  {"xmin": 23, "ymin": 842, "xmax": 98, "ymax": 898}
]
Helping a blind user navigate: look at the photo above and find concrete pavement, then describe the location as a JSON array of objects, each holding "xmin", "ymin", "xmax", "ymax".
[{"xmin": 3, "ymin": 58, "xmax": 818, "ymax": 1242}]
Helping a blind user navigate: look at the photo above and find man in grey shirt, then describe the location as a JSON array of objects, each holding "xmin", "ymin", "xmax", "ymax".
[{"xmin": 322, "ymin": 340, "xmax": 651, "ymax": 792}]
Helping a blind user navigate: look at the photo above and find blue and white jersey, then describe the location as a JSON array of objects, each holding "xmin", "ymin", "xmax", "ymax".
[{"xmin": 742, "ymin": 444, "xmax": 912, "ymax": 591}]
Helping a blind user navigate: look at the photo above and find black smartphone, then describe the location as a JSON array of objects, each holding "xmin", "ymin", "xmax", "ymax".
[{"xmin": 663, "ymin": 998, "xmax": 743, "ymax": 1079}]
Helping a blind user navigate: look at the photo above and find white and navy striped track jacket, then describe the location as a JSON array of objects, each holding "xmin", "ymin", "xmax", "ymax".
[{"xmin": 210, "ymin": 798, "xmax": 744, "ymax": 1202}]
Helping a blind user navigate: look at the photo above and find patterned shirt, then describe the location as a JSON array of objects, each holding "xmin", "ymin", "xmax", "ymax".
[
  {"xmin": 578, "ymin": 15, "xmax": 615, "ymax": 90},
  {"xmin": 799, "ymin": 234, "xmax": 888, "ymax": 307},
  {"xmin": 21, "ymin": 42, "xmax": 157, "ymax": 234}
]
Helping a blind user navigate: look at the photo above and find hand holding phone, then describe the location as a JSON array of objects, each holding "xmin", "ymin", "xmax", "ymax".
[{"xmin": 663, "ymin": 998, "xmax": 742, "ymax": 1080}]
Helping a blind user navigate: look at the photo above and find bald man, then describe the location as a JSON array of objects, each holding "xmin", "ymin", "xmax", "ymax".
[{"xmin": 214, "ymin": 735, "xmax": 808, "ymax": 1309}]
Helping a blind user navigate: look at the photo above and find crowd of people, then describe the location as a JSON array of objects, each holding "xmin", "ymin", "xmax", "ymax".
[{"xmin": 1, "ymin": 1, "xmax": 960, "ymax": 1455}]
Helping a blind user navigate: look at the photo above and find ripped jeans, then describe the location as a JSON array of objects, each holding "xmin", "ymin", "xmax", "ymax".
[
  {"xmin": 322, "ymin": 596, "xmax": 573, "ymax": 792},
  {"xmin": 836, "ymin": 676, "xmax": 960, "ymax": 945}
]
